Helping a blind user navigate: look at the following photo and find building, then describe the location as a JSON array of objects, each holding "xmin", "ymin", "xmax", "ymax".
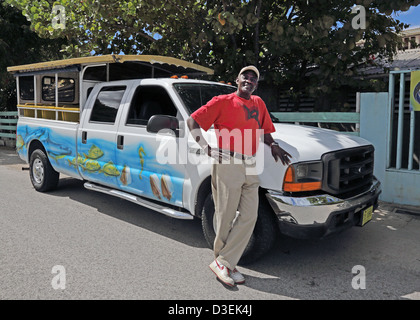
[
  {"xmin": 355, "ymin": 27, "xmax": 420, "ymax": 79},
  {"xmin": 401, "ymin": 27, "xmax": 420, "ymax": 49}
]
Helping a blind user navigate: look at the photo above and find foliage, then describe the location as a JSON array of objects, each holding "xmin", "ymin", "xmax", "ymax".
[
  {"xmin": 3, "ymin": 0, "xmax": 420, "ymax": 110},
  {"xmin": 0, "ymin": 2, "xmax": 67, "ymax": 111}
]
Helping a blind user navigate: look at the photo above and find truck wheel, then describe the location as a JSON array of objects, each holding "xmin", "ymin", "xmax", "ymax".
[
  {"xmin": 29, "ymin": 149, "xmax": 59, "ymax": 192},
  {"xmin": 201, "ymin": 192, "xmax": 278, "ymax": 265}
]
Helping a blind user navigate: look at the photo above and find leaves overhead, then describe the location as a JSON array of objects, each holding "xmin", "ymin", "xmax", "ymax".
[
  {"xmin": 0, "ymin": 2, "xmax": 67, "ymax": 110},
  {"xmin": 3, "ymin": 0, "xmax": 420, "ymax": 107}
]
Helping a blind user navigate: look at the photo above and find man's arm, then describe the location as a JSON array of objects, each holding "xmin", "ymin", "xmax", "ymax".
[
  {"xmin": 187, "ymin": 117, "xmax": 230, "ymax": 162},
  {"xmin": 187, "ymin": 117, "xmax": 209, "ymax": 152},
  {"xmin": 263, "ymin": 133, "xmax": 292, "ymax": 166}
]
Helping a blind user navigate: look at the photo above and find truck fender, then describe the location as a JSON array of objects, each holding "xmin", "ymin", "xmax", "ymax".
[{"xmin": 194, "ymin": 176, "xmax": 212, "ymax": 218}]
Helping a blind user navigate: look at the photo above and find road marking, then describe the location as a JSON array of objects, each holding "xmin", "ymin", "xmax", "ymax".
[{"xmin": 401, "ymin": 292, "xmax": 420, "ymax": 300}]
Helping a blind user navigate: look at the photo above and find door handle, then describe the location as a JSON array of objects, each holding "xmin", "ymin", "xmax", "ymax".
[
  {"xmin": 117, "ymin": 135, "xmax": 124, "ymax": 150},
  {"xmin": 82, "ymin": 131, "xmax": 87, "ymax": 144}
]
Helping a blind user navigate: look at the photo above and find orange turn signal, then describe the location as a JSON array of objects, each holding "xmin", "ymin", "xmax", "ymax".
[
  {"xmin": 284, "ymin": 165, "xmax": 294, "ymax": 183},
  {"xmin": 283, "ymin": 166, "xmax": 322, "ymax": 192}
]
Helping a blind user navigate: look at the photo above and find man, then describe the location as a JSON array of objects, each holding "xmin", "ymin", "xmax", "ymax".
[{"xmin": 187, "ymin": 66, "xmax": 291, "ymax": 286}]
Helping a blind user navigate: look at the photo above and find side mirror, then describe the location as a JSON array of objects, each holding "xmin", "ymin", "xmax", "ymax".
[{"xmin": 147, "ymin": 115, "xmax": 180, "ymax": 137}]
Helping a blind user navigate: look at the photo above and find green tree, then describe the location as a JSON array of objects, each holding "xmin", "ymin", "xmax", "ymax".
[
  {"xmin": 0, "ymin": 2, "xmax": 68, "ymax": 111},
  {"xmin": 4, "ymin": 0, "xmax": 419, "ymax": 110}
]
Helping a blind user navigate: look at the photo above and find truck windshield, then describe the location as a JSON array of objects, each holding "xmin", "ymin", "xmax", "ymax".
[{"xmin": 173, "ymin": 83, "xmax": 236, "ymax": 114}]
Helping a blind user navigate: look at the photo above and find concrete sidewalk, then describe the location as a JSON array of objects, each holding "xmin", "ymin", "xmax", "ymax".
[{"xmin": 376, "ymin": 200, "xmax": 420, "ymax": 221}]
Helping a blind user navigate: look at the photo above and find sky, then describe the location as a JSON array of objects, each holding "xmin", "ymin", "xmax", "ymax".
[{"xmin": 392, "ymin": 5, "xmax": 420, "ymax": 29}]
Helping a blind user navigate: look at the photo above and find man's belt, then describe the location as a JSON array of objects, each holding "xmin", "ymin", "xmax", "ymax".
[{"xmin": 229, "ymin": 151, "xmax": 255, "ymax": 161}]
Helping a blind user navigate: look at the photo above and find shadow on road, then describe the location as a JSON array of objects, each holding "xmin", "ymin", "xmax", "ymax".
[
  {"xmin": 0, "ymin": 146, "xmax": 25, "ymax": 166},
  {"xmin": 50, "ymin": 176, "xmax": 208, "ymax": 250}
]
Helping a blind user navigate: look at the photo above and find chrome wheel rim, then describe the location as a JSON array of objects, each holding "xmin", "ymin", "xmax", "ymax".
[{"xmin": 32, "ymin": 158, "xmax": 44, "ymax": 184}]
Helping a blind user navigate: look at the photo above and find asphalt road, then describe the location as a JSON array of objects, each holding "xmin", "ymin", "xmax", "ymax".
[{"xmin": 0, "ymin": 146, "xmax": 419, "ymax": 302}]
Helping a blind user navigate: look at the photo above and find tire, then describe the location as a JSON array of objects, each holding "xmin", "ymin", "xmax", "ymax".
[
  {"xmin": 29, "ymin": 149, "xmax": 59, "ymax": 192},
  {"xmin": 201, "ymin": 192, "xmax": 278, "ymax": 265}
]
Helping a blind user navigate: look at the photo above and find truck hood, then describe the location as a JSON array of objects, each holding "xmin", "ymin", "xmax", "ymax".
[
  {"xmin": 197, "ymin": 123, "xmax": 373, "ymax": 192},
  {"xmin": 271, "ymin": 123, "xmax": 371, "ymax": 162},
  {"xmin": 258, "ymin": 123, "xmax": 372, "ymax": 192}
]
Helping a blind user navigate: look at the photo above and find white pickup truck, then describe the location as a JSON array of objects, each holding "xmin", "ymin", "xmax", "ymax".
[{"xmin": 9, "ymin": 55, "xmax": 381, "ymax": 263}]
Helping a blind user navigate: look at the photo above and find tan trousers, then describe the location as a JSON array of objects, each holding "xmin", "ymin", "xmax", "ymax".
[{"xmin": 211, "ymin": 161, "xmax": 260, "ymax": 270}]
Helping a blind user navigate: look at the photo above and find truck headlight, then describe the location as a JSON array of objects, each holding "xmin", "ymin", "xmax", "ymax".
[{"xmin": 283, "ymin": 161, "xmax": 323, "ymax": 192}]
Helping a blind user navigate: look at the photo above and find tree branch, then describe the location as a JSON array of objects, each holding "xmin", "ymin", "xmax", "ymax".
[
  {"xmin": 254, "ymin": 0, "xmax": 262, "ymax": 66},
  {"xmin": 222, "ymin": 0, "xmax": 238, "ymax": 53}
]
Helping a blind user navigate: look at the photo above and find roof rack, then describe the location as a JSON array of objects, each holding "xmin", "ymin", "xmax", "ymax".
[{"xmin": 7, "ymin": 54, "xmax": 214, "ymax": 76}]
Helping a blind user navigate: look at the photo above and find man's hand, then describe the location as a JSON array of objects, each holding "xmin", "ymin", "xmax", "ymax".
[
  {"xmin": 263, "ymin": 133, "xmax": 292, "ymax": 166},
  {"xmin": 271, "ymin": 145, "xmax": 292, "ymax": 166}
]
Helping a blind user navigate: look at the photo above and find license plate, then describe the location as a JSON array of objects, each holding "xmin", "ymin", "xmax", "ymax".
[{"xmin": 361, "ymin": 205, "xmax": 373, "ymax": 226}]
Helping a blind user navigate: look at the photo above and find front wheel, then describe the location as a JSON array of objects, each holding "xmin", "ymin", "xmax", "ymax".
[
  {"xmin": 29, "ymin": 149, "xmax": 59, "ymax": 192},
  {"xmin": 201, "ymin": 192, "xmax": 278, "ymax": 265}
]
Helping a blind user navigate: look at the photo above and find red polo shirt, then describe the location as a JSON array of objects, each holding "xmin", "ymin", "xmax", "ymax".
[{"xmin": 191, "ymin": 93, "xmax": 275, "ymax": 156}]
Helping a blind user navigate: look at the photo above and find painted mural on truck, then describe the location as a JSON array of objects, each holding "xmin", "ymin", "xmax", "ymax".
[{"xmin": 17, "ymin": 125, "xmax": 184, "ymax": 206}]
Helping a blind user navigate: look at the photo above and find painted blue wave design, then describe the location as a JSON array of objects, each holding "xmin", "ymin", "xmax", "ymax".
[{"xmin": 17, "ymin": 124, "xmax": 184, "ymax": 206}]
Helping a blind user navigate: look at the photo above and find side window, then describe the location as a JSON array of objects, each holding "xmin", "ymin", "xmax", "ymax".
[
  {"xmin": 42, "ymin": 76, "xmax": 75, "ymax": 102},
  {"xmin": 126, "ymin": 85, "xmax": 177, "ymax": 126},
  {"xmin": 19, "ymin": 76, "xmax": 34, "ymax": 101},
  {"xmin": 90, "ymin": 86, "xmax": 126, "ymax": 124}
]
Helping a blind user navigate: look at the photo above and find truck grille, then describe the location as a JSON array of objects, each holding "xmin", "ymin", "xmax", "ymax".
[{"xmin": 322, "ymin": 146, "xmax": 374, "ymax": 197}]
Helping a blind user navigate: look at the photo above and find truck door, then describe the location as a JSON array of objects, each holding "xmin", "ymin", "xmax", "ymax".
[
  {"xmin": 115, "ymin": 83, "xmax": 186, "ymax": 206},
  {"xmin": 77, "ymin": 83, "xmax": 131, "ymax": 189}
]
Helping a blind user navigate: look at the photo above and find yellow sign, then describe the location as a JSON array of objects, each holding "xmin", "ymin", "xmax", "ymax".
[
  {"xmin": 410, "ymin": 70, "xmax": 420, "ymax": 111},
  {"xmin": 361, "ymin": 205, "xmax": 373, "ymax": 226}
]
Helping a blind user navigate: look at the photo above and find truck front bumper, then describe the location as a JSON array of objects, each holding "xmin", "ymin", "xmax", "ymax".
[{"xmin": 265, "ymin": 178, "xmax": 382, "ymax": 239}]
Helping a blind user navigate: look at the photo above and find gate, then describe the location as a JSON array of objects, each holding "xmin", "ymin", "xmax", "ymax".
[{"xmin": 360, "ymin": 70, "xmax": 420, "ymax": 206}]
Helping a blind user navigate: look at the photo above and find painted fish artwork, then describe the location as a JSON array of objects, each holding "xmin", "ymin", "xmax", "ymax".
[
  {"xmin": 150, "ymin": 174, "xmax": 161, "ymax": 199},
  {"xmin": 23, "ymin": 127, "xmax": 48, "ymax": 146},
  {"xmin": 80, "ymin": 159, "xmax": 101, "ymax": 172},
  {"xmin": 161, "ymin": 174, "xmax": 173, "ymax": 201},
  {"xmin": 16, "ymin": 126, "xmax": 47, "ymax": 153},
  {"xmin": 100, "ymin": 160, "xmax": 120, "ymax": 177},
  {"xmin": 17, "ymin": 125, "xmax": 73, "ymax": 163},
  {"xmin": 16, "ymin": 135, "xmax": 25, "ymax": 151},
  {"xmin": 16, "ymin": 125, "xmax": 184, "ymax": 206},
  {"xmin": 69, "ymin": 144, "xmax": 116, "ymax": 177},
  {"xmin": 138, "ymin": 146, "xmax": 146, "ymax": 180},
  {"xmin": 84, "ymin": 144, "xmax": 104, "ymax": 160},
  {"xmin": 44, "ymin": 131, "xmax": 72, "ymax": 163},
  {"xmin": 68, "ymin": 153, "xmax": 86, "ymax": 169},
  {"xmin": 120, "ymin": 165, "xmax": 132, "ymax": 186}
]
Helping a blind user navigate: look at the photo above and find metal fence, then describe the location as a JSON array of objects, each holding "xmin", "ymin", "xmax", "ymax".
[
  {"xmin": 271, "ymin": 111, "xmax": 360, "ymax": 136},
  {"xmin": 387, "ymin": 70, "xmax": 420, "ymax": 171}
]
